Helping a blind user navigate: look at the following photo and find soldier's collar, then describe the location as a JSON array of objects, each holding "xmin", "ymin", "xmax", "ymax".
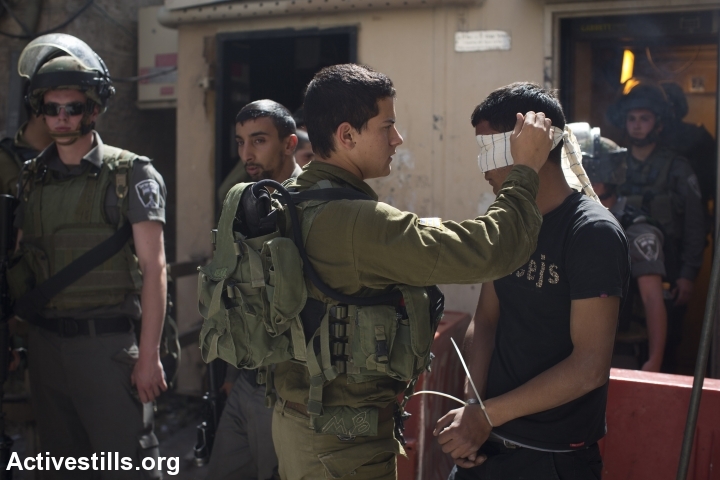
[
  {"xmin": 36, "ymin": 130, "xmax": 103, "ymax": 170},
  {"xmin": 298, "ymin": 161, "xmax": 378, "ymax": 201}
]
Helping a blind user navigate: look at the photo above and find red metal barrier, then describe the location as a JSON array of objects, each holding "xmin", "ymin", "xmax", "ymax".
[
  {"xmin": 398, "ymin": 315, "xmax": 720, "ymax": 480},
  {"xmin": 602, "ymin": 368, "xmax": 720, "ymax": 480}
]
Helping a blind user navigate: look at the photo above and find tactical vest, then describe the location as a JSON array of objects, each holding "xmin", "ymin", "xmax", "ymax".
[
  {"xmin": 10, "ymin": 146, "xmax": 143, "ymax": 310},
  {"xmin": 198, "ymin": 180, "xmax": 443, "ymax": 421},
  {"xmin": 620, "ymin": 148, "xmax": 681, "ymax": 240}
]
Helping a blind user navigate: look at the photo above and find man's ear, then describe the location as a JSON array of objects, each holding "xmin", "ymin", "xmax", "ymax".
[
  {"xmin": 88, "ymin": 102, "xmax": 101, "ymax": 123},
  {"xmin": 284, "ymin": 134, "xmax": 299, "ymax": 155},
  {"xmin": 334, "ymin": 122, "xmax": 356, "ymax": 153}
]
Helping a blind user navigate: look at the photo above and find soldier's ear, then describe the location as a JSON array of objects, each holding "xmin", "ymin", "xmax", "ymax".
[{"xmin": 334, "ymin": 122, "xmax": 356, "ymax": 152}]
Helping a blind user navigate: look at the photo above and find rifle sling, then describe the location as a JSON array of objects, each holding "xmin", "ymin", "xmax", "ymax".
[{"xmin": 15, "ymin": 222, "xmax": 133, "ymax": 321}]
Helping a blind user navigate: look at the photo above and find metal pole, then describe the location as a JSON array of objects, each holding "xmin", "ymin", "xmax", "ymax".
[{"xmin": 676, "ymin": 232, "xmax": 720, "ymax": 480}]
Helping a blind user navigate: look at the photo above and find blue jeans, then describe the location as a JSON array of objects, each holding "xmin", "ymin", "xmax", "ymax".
[{"xmin": 448, "ymin": 442, "xmax": 602, "ymax": 480}]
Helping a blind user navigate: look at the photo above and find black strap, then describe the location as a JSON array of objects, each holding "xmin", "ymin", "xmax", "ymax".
[
  {"xmin": 258, "ymin": 180, "xmax": 402, "ymax": 307},
  {"xmin": 15, "ymin": 222, "xmax": 133, "ymax": 321},
  {"xmin": 288, "ymin": 189, "xmax": 372, "ymax": 203}
]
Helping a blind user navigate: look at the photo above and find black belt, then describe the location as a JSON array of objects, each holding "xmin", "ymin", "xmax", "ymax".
[{"xmin": 30, "ymin": 316, "xmax": 132, "ymax": 337}]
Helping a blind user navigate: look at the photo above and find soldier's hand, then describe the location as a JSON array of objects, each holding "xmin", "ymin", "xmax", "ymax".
[
  {"xmin": 672, "ymin": 278, "xmax": 694, "ymax": 306},
  {"xmin": 434, "ymin": 405, "xmax": 489, "ymax": 468},
  {"xmin": 510, "ymin": 112, "xmax": 554, "ymax": 173},
  {"xmin": 131, "ymin": 353, "xmax": 168, "ymax": 403}
]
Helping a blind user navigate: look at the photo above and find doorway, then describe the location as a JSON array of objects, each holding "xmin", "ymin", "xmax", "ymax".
[
  {"xmin": 214, "ymin": 27, "xmax": 357, "ymax": 193},
  {"xmin": 560, "ymin": 10, "xmax": 720, "ymax": 373}
]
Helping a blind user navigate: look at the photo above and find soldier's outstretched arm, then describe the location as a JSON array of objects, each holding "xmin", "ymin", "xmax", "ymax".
[{"xmin": 131, "ymin": 220, "xmax": 168, "ymax": 403}]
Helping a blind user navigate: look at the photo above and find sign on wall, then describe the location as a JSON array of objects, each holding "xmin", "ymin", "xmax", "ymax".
[{"xmin": 455, "ymin": 31, "xmax": 511, "ymax": 53}]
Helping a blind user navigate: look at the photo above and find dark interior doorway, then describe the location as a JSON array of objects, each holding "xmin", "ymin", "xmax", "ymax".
[
  {"xmin": 560, "ymin": 10, "xmax": 720, "ymax": 374},
  {"xmin": 215, "ymin": 27, "xmax": 357, "ymax": 193}
]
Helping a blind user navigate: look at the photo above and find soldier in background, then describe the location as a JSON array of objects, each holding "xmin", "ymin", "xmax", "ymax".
[
  {"xmin": 0, "ymin": 100, "xmax": 52, "ymax": 195},
  {"xmin": 607, "ymin": 81, "xmax": 705, "ymax": 372},
  {"xmin": 10, "ymin": 34, "xmax": 167, "ymax": 478},
  {"xmin": 660, "ymin": 82, "xmax": 717, "ymax": 207},
  {"xmin": 294, "ymin": 130, "xmax": 315, "ymax": 168},
  {"xmin": 576, "ymin": 124, "xmax": 667, "ymax": 372}
]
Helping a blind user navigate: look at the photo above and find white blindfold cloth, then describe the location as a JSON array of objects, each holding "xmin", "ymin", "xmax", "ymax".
[{"xmin": 476, "ymin": 125, "xmax": 600, "ymax": 203}]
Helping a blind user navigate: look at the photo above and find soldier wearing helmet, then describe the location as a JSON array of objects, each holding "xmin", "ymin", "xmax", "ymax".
[
  {"xmin": 575, "ymin": 123, "xmax": 667, "ymax": 372},
  {"xmin": 8, "ymin": 34, "xmax": 167, "ymax": 478},
  {"xmin": 607, "ymin": 80, "xmax": 705, "ymax": 372}
]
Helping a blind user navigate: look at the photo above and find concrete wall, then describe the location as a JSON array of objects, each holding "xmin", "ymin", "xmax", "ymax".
[{"xmin": 173, "ymin": 0, "xmax": 547, "ymax": 340}]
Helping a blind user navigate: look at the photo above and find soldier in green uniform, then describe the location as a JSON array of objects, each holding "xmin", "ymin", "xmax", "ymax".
[
  {"xmin": 0, "ymin": 104, "xmax": 52, "ymax": 196},
  {"xmin": 576, "ymin": 125, "xmax": 667, "ymax": 372},
  {"xmin": 607, "ymin": 81, "xmax": 705, "ymax": 372},
  {"xmin": 9, "ymin": 34, "xmax": 168, "ymax": 478},
  {"xmin": 264, "ymin": 64, "xmax": 554, "ymax": 479}
]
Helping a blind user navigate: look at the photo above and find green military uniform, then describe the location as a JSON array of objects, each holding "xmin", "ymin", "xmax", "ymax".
[
  {"xmin": 271, "ymin": 161, "xmax": 542, "ymax": 479},
  {"xmin": 617, "ymin": 145, "xmax": 705, "ymax": 371},
  {"xmin": 11, "ymin": 133, "xmax": 167, "ymax": 479},
  {"xmin": 0, "ymin": 123, "xmax": 39, "ymax": 196}
]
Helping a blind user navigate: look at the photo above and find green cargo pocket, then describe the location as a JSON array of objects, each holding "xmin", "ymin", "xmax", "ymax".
[
  {"xmin": 318, "ymin": 437, "xmax": 401, "ymax": 479},
  {"xmin": 352, "ymin": 305, "xmax": 398, "ymax": 377},
  {"xmin": 263, "ymin": 237, "xmax": 307, "ymax": 331},
  {"xmin": 312, "ymin": 405, "xmax": 379, "ymax": 437}
]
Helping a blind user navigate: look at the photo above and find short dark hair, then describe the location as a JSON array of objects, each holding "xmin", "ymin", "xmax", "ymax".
[
  {"xmin": 296, "ymin": 129, "xmax": 310, "ymax": 148},
  {"xmin": 235, "ymin": 99, "xmax": 296, "ymax": 139},
  {"xmin": 471, "ymin": 83, "xmax": 566, "ymax": 164},
  {"xmin": 303, "ymin": 64, "xmax": 396, "ymax": 159}
]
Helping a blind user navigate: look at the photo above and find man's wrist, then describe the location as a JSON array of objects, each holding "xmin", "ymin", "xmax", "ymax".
[{"xmin": 467, "ymin": 399, "xmax": 494, "ymax": 428}]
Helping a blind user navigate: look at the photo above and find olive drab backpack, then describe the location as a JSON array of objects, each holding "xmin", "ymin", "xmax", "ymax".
[{"xmin": 198, "ymin": 179, "xmax": 444, "ymax": 419}]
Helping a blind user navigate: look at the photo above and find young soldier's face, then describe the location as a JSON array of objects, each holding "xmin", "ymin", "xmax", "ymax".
[
  {"xmin": 352, "ymin": 97, "xmax": 403, "ymax": 179},
  {"xmin": 42, "ymin": 89, "xmax": 97, "ymax": 145},
  {"xmin": 236, "ymin": 117, "xmax": 296, "ymax": 182},
  {"xmin": 625, "ymin": 108, "xmax": 657, "ymax": 142},
  {"xmin": 475, "ymin": 120, "xmax": 513, "ymax": 195}
]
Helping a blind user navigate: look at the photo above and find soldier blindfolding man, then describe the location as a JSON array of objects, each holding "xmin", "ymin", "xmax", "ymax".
[
  {"xmin": 207, "ymin": 99, "xmax": 300, "ymax": 480},
  {"xmin": 578, "ymin": 126, "xmax": 667, "ymax": 372},
  {"xmin": 9, "ymin": 34, "xmax": 167, "ymax": 479},
  {"xmin": 269, "ymin": 64, "xmax": 554, "ymax": 480},
  {"xmin": 438, "ymin": 83, "xmax": 629, "ymax": 480}
]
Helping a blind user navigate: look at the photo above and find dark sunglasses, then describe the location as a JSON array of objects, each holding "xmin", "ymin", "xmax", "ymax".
[{"xmin": 41, "ymin": 102, "xmax": 87, "ymax": 117}]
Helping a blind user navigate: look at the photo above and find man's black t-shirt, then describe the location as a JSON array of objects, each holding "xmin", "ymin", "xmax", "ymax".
[{"xmin": 487, "ymin": 191, "xmax": 629, "ymax": 451}]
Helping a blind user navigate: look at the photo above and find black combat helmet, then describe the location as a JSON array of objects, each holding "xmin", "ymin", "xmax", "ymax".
[
  {"xmin": 18, "ymin": 33, "xmax": 115, "ymax": 115},
  {"xmin": 606, "ymin": 78, "xmax": 673, "ymax": 130}
]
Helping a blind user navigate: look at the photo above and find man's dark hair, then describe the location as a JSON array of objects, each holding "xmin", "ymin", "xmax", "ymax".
[
  {"xmin": 296, "ymin": 129, "xmax": 310, "ymax": 148},
  {"xmin": 471, "ymin": 82, "xmax": 566, "ymax": 164},
  {"xmin": 235, "ymin": 99, "xmax": 296, "ymax": 139},
  {"xmin": 303, "ymin": 64, "xmax": 396, "ymax": 159}
]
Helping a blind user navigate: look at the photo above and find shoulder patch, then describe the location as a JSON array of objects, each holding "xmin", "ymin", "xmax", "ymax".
[
  {"xmin": 633, "ymin": 233, "xmax": 660, "ymax": 261},
  {"xmin": 135, "ymin": 179, "xmax": 160, "ymax": 208}
]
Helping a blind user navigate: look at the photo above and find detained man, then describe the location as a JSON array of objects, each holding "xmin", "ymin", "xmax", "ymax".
[{"xmin": 435, "ymin": 83, "xmax": 630, "ymax": 480}]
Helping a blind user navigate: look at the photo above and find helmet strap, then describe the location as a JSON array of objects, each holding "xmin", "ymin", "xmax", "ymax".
[{"xmin": 48, "ymin": 112, "xmax": 95, "ymax": 145}]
